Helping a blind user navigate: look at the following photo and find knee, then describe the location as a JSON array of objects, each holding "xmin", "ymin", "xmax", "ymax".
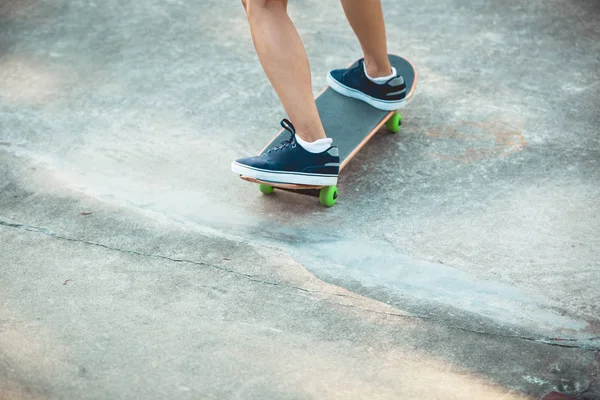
[{"xmin": 242, "ymin": 0, "xmax": 287, "ymax": 15}]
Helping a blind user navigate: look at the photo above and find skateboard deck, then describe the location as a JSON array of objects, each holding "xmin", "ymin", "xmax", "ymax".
[{"xmin": 240, "ymin": 54, "xmax": 418, "ymax": 206}]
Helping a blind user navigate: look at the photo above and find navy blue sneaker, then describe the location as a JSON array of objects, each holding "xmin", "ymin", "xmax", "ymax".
[
  {"xmin": 327, "ymin": 58, "xmax": 406, "ymax": 111},
  {"xmin": 232, "ymin": 119, "xmax": 339, "ymax": 186}
]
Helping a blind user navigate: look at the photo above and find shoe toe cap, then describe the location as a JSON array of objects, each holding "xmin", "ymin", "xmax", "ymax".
[
  {"xmin": 328, "ymin": 69, "xmax": 345, "ymax": 83},
  {"xmin": 235, "ymin": 156, "xmax": 273, "ymax": 170}
]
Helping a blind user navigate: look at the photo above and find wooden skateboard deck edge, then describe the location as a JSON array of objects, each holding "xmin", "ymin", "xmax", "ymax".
[
  {"xmin": 339, "ymin": 109, "xmax": 395, "ymax": 171},
  {"xmin": 240, "ymin": 176, "xmax": 323, "ymax": 190}
]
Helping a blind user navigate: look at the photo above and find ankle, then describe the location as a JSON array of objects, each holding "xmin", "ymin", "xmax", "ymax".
[
  {"xmin": 296, "ymin": 134, "xmax": 333, "ymax": 154},
  {"xmin": 296, "ymin": 131, "xmax": 327, "ymax": 143},
  {"xmin": 293, "ymin": 123, "xmax": 327, "ymax": 143},
  {"xmin": 364, "ymin": 58, "xmax": 393, "ymax": 79}
]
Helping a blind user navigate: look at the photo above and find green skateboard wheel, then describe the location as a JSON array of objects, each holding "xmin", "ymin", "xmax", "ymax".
[
  {"xmin": 319, "ymin": 186, "xmax": 338, "ymax": 207},
  {"xmin": 385, "ymin": 112, "xmax": 402, "ymax": 134},
  {"xmin": 259, "ymin": 184, "xmax": 274, "ymax": 194}
]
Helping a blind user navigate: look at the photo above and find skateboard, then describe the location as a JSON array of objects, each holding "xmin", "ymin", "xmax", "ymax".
[{"xmin": 239, "ymin": 54, "xmax": 418, "ymax": 207}]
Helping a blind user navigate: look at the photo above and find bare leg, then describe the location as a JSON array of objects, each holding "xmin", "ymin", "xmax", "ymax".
[
  {"xmin": 340, "ymin": 0, "xmax": 393, "ymax": 78},
  {"xmin": 243, "ymin": 0, "xmax": 326, "ymax": 142}
]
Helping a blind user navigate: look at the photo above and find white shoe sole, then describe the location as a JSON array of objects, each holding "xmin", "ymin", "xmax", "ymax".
[
  {"xmin": 327, "ymin": 72, "xmax": 407, "ymax": 111},
  {"xmin": 232, "ymin": 162, "xmax": 338, "ymax": 186}
]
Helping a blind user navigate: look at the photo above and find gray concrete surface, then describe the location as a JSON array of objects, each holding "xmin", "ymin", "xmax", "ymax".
[{"xmin": 1, "ymin": 0, "xmax": 599, "ymax": 399}]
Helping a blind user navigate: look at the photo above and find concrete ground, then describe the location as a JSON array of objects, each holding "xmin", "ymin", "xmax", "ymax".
[{"xmin": 1, "ymin": 0, "xmax": 599, "ymax": 399}]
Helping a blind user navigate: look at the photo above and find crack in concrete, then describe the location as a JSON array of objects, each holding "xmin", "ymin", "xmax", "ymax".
[
  {"xmin": 2, "ymin": 218, "xmax": 599, "ymax": 352},
  {"xmin": 0, "ymin": 219, "xmax": 356, "ymax": 299},
  {"xmin": 332, "ymin": 302, "xmax": 599, "ymax": 351}
]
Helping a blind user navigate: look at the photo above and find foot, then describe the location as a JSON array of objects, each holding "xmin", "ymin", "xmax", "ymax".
[
  {"xmin": 232, "ymin": 119, "xmax": 340, "ymax": 186},
  {"xmin": 327, "ymin": 58, "xmax": 406, "ymax": 111}
]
